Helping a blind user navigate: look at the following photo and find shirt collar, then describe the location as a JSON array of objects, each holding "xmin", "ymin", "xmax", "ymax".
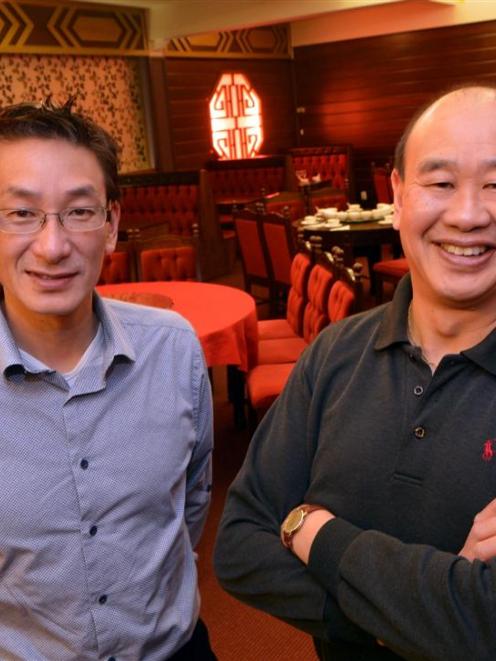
[
  {"xmin": 374, "ymin": 273, "xmax": 496, "ymax": 376},
  {"xmin": 0, "ymin": 291, "xmax": 135, "ymax": 380},
  {"xmin": 374, "ymin": 274, "xmax": 412, "ymax": 351}
]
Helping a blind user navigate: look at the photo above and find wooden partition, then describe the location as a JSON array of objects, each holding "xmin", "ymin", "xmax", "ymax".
[
  {"xmin": 118, "ymin": 170, "xmax": 227, "ymax": 280},
  {"xmin": 293, "ymin": 19, "xmax": 496, "ymax": 201}
]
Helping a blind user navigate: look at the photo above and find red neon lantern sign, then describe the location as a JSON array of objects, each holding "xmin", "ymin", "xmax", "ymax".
[{"xmin": 209, "ymin": 72, "xmax": 263, "ymax": 160}]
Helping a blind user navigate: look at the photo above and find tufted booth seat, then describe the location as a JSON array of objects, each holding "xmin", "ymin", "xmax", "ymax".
[
  {"xmin": 263, "ymin": 193, "xmax": 306, "ymax": 221},
  {"xmin": 289, "ymin": 147, "xmax": 351, "ymax": 191},
  {"xmin": 98, "ymin": 251, "xmax": 131, "ymax": 285},
  {"xmin": 120, "ymin": 184, "xmax": 199, "ymax": 236},
  {"xmin": 140, "ymin": 246, "xmax": 197, "ymax": 282},
  {"xmin": 210, "ymin": 167, "xmax": 285, "ymax": 204}
]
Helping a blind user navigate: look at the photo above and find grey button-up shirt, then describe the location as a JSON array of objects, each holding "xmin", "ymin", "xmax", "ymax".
[{"xmin": 0, "ymin": 294, "xmax": 213, "ymax": 660}]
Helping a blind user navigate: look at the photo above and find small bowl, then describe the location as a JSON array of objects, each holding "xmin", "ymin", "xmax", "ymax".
[
  {"xmin": 349, "ymin": 211, "xmax": 361, "ymax": 221},
  {"xmin": 337, "ymin": 211, "xmax": 347, "ymax": 221},
  {"xmin": 319, "ymin": 207, "xmax": 338, "ymax": 219},
  {"xmin": 361, "ymin": 210, "xmax": 372, "ymax": 221},
  {"xmin": 371, "ymin": 209, "xmax": 383, "ymax": 220}
]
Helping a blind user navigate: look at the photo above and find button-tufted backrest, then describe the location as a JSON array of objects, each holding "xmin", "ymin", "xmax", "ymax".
[
  {"xmin": 289, "ymin": 146, "xmax": 353, "ymax": 196},
  {"xmin": 120, "ymin": 184, "xmax": 199, "ymax": 236},
  {"xmin": 328, "ymin": 280, "xmax": 355, "ymax": 323},
  {"xmin": 286, "ymin": 252, "xmax": 312, "ymax": 335},
  {"xmin": 98, "ymin": 251, "xmax": 131, "ymax": 285},
  {"xmin": 209, "ymin": 167, "xmax": 285, "ymax": 198},
  {"xmin": 140, "ymin": 246, "xmax": 197, "ymax": 281},
  {"xmin": 302, "ymin": 264, "xmax": 334, "ymax": 343}
]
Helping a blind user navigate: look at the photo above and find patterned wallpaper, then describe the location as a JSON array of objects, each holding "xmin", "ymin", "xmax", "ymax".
[{"xmin": 0, "ymin": 54, "xmax": 150, "ymax": 173}]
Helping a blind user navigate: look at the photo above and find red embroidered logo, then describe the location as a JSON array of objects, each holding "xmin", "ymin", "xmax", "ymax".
[{"xmin": 482, "ymin": 440, "xmax": 495, "ymax": 462}]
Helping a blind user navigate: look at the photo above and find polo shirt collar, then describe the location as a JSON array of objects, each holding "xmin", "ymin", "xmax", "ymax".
[
  {"xmin": 0, "ymin": 291, "xmax": 135, "ymax": 379},
  {"xmin": 374, "ymin": 273, "xmax": 496, "ymax": 376},
  {"xmin": 374, "ymin": 274, "xmax": 412, "ymax": 351}
]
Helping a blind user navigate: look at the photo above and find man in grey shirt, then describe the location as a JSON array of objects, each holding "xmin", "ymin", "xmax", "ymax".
[{"xmin": 0, "ymin": 98, "xmax": 215, "ymax": 660}]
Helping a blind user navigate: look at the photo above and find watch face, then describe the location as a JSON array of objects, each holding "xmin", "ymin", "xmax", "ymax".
[{"xmin": 284, "ymin": 508, "xmax": 305, "ymax": 534}]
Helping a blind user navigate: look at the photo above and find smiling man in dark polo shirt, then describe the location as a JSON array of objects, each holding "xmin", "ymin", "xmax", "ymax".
[{"xmin": 214, "ymin": 85, "xmax": 496, "ymax": 660}]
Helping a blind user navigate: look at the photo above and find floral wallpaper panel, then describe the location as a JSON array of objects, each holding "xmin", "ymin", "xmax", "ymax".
[{"xmin": 0, "ymin": 55, "xmax": 150, "ymax": 173}]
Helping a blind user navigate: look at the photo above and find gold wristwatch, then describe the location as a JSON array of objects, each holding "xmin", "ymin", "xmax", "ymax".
[{"xmin": 280, "ymin": 504, "xmax": 325, "ymax": 549}]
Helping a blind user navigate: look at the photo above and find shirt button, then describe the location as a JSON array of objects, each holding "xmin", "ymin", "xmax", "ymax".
[
  {"xmin": 89, "ymin": 525, "xmax": 98, "ymax": 536},
  {"xmin": 414, "ymin": 426, "xmax": 426, "ymax": 439},
  {"xmin": 98, "ymin": 594, "xmax": 107, "ymax": 605},
  {"xmin": 413, "ymin": 385, "xmax": 424, "ymax": 396},
  {"xmin": 80, "ymin": 459, "xmax": 89, "ymax": 470}
]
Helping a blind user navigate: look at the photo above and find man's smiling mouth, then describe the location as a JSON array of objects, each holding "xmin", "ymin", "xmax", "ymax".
[{"xmin": 440, "ymin": 243, "xmax": 489, "ymax": 256}]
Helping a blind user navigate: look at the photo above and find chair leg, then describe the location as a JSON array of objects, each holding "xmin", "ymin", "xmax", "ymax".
[{"xmin": 227, "ymin": 365, "xmax": 247, "ymax": 429}]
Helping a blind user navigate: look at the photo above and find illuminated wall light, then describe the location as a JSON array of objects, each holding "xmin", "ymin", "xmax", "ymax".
[{"xmin": 209, "ymin": 72, "xmax": 263, "ymax": 160}]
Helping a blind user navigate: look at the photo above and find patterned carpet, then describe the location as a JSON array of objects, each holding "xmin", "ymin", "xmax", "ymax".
[{"xmin": 196, "ymin": 365, "xmax": 317, "ymax": 661}]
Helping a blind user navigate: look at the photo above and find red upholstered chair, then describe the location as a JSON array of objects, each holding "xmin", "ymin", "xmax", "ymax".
[
  {"xmin": 373, "ymin": 257, "xmax": 409, "ymax": 303},
  {"xmin": 140, "ymin": 245, "xmax": 198, "ymax": 282},
  {"xmin": 98, "ymin": 251, "xmax": 131, "ymax": 285},
  {"xmin": 257, "ymin": 261, "xmax": 334, "ymax": 364},
  {"xmin": 372, "ymin": 162, "xmax": 394, "ymax": 204},
  {"xmin": 234, "ymin": 209, "xmax": 272, "ymax": 301},
  {"xmin": 258, "ymin": 209, "xmax": 296, "ymax": 299},
  {"xmin": 246, "ymin": 251, "xmax": 361, "ymax": 423},
  {"xmin": 258, "ymin": 251, "xmax": 312, "ymax": 341}
]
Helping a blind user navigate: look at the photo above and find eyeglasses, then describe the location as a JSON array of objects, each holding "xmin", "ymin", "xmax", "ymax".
[{"xmin": 0, "ymin": 206, "xmax": 110, "ymax": 234}]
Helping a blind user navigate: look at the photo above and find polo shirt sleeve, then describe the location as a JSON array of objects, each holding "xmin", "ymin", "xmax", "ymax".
[
  {"xmin": 214, "ymin": 339, "xmax": 376, "ymax": 648},
  {"xmin": 308, "ymin": 517, "xmax": 496, "ymax": 660}
]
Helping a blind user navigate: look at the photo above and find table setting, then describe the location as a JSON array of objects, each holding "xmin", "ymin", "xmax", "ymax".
[{"xmin": 299, "ymin": 203, "xmax": 394, "ymax": 230}]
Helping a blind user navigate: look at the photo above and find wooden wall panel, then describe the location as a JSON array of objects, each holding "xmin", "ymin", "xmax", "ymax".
[
  {"xmin": 294, "ymin": 19, "xmax": 496, "ymax": 201},
  {"xmin": 161, "ymin": 57, "xmax": 296, "ymax": 171}
]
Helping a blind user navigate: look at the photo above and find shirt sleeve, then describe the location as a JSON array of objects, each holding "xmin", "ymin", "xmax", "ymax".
[
  {"xmin": 308, "ymin": 517, "xmax": 496, "ymax": 660},
  {"xmin": 213, "ymin": 348, "xmax": 376, "ymax": 647},
  {"xmin": 185, "ymin": 343, "xmax": 213, "ymax": 550}
]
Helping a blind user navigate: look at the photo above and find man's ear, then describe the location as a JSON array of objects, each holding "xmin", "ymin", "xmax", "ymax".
[
  {"xmin": 104, "ymin": 201, "xmax": 120, "ymax": 254},
  {"xmin": 391, "ymin": 168, "xmax": 403, "ymax": 231}
]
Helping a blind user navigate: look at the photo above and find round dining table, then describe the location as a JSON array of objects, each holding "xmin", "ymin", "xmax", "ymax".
[
  {"xmin": 296, "ymin": 217, "xmax": 402, "ymax": 266},
  {"xmin": 96, "ymin": 280, "xmax": 258, "ymax": 372}
]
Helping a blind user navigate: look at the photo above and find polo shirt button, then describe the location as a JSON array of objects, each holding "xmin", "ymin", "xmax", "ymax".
[
  {"xmin": 413, "ymin": 385, "xmax": 424, "ymax": 396},
  {"xmin": 414, "ymin": 426, "xmax": 426, "ymax": 439},
  {"xmin": 80, "ymin": 459, "xmax": 89, "ymax": 469},
  {"xmin": 98, "ymin": 594, "xmax": 107, "ymax": 604},
  {"xmin": 89, "ymin": 525, "xmax": 98, "ymax": 536}
]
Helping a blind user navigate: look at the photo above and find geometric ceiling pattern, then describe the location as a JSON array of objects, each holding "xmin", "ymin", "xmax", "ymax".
[
  {"xmin": 165, "ymin": 24, "xmax": 290, "ymax": 59},
  {"xmin": 0, "ymin": 1, "xmax": 147, "ymax": 55}
]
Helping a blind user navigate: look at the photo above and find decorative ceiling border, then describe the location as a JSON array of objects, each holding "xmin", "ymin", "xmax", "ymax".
[
  {"xmin": 164, "ymin": 24, "xmax": 291, "ymax": 60},
  {"xmin": 0, "ymin": 1, "xmax": 147, "ymax": 55}
]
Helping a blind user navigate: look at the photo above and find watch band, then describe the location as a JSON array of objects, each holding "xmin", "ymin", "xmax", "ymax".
[{"xmin": 280, "ymin": 503, "xmax": 325, "ymax": 549}]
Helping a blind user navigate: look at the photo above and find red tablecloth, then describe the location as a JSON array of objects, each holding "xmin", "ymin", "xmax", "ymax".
[{"xmin": 96, "ymin": 281, "xmax": 258, "ymax": 371}]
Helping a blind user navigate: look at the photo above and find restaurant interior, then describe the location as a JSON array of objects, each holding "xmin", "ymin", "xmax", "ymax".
[{"xmin": 7, "ymin": 0, "xmax": 496, "ymax": 657}]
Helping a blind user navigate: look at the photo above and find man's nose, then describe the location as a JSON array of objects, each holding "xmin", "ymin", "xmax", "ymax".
[
  {"xmin": 31, "ymin": 215, "xmax": 71, "ymax": 261},
  {"xmin": 445, "ymin": 185, "xmax": 491, "ymax": 230}
]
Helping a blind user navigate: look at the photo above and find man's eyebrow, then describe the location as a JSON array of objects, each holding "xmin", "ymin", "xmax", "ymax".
[
  {"xmin": 416, "ymin": 159, "xmax": 455, "ymax": 174},
  {"xmin": 3, "ymin": 184, "xmax": 99, "ymax": 199}
]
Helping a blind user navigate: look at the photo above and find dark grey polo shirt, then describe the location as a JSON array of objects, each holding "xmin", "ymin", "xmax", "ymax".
[{"xmin": 215, "ymin": 275, "xmax": 496, "ymax": 660}]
